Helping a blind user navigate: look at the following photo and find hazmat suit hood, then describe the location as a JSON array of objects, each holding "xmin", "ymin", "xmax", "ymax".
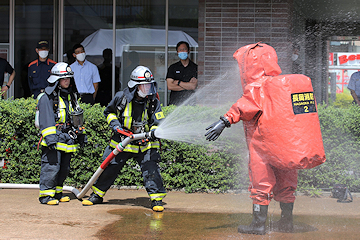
[{"xmin": 233, "ymin": 43, "xmax": 282, "ymax": 88}]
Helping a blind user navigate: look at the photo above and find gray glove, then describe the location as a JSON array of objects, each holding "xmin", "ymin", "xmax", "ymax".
[{"xmin": 205, "ymin": 116, "xmax": 231, "ymax": 141}]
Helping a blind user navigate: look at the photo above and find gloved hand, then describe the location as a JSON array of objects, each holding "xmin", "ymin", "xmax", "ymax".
[
  {"xmin": 77, "ymin": 134, "xmax": 88, "ymax": 148},
  {"xmin": 113, "ymin": 125, "xmax": 122, "ymax": 132},
  {"xmin": 147, "ymin": 129, "xmax": 157, "ymax": 141},
  {"xmin": 48, "ymin": 143, "xmax": 56, "ymax": 151},
  {"xmin": 205, "ymin": 116, "xmax": 231, "ymax": 141}
]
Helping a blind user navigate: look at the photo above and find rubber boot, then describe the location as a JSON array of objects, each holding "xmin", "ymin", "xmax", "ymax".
[
  {"xmin": 272, "ymin": 202, "xmax": 294, "ymax": 232},
  {"xmin": 238, "ymin": 204, "xmax": 268, "ymax": 235}
]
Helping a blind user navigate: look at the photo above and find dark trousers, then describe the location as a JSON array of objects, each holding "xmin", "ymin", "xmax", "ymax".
[
  {"xmin": 94, "ymin": 146, "xmax": 166, "ymax": 195},
  {"xmin": 39, "ymin": 147, "xmax": 72, "ymax": 196},
  {"xmin": 80, "ymin": 93, "xmax": 95, "ymax": 105}
]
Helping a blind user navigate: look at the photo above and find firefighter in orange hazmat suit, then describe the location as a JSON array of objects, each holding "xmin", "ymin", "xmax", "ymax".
[{"xmin": 205, "ymin": 43, "xmax": 326, "ymax": 235}]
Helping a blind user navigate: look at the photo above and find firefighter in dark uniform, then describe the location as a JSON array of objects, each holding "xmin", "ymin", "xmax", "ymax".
[
  {"xmin": 28, "ymin": 40, "xmax": 57, "ymax": 98},
  {"xmin": 82, "ymin": 66, "xmax": 167, "ymax": 212},
  {"xmin": 37, "ymin": 62, "xmax": 86, "ymax": 205}
]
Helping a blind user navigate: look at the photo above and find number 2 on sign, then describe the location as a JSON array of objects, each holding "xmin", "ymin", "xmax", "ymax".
[{"xmin": 304, "ymin": 106, "xmax": 309, "ymax": 112}]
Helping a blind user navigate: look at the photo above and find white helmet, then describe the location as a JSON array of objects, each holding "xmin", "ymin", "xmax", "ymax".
[
  {"xmin": 128, "ymin": 66, "xmax": 155, "ymax": 88},
  {"xmin": 47, "ymin": 62, "xmax": 74, "ymax": 84}
]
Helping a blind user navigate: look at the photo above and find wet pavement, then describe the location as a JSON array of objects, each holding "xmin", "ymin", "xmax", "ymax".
[{"xmin": 0, "ymin": 188, "xmax": 359, "ymax": 239}]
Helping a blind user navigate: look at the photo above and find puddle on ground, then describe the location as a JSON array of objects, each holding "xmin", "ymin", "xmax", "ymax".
[{"xmin": 95, "ymin": 209, "xmax": 360, "ymax": 239}]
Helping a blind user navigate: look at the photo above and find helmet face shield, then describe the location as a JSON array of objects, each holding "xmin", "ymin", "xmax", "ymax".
[{"xmin": 137, "ymin": 82, "xmax": 156, "ymax": 97}]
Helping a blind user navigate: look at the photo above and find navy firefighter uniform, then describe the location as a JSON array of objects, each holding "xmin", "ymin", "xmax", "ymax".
[
  {"xmin": 82, "ymin": 66, "xmax": 167, "ymax": 212},
  {"xmin": 37, "ymin": 62, "xmax": 86, "ymax": 205},
  {"xmin": 28, "ymin": 58, "xmax": 56, "ymax": 98}
]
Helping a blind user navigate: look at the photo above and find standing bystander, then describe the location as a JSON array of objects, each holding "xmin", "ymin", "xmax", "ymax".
[
  {"xmin": 70, "ymin": 43, "xmax": 101, "ymax": 105},
  {"xmin": 347, "ymin": 71, "xmax": 360, "ymax": 105},
  {"xmin": 166, "ymin": 41, "xmax": 198, "ymax": 106},
  {"xmin": 28, "ymin": 40, "xmax": 56, "ymax": 98},
  {"xmin": 0, "ymin": 57, "xmax": 15, "ymax": 98},
  {"xmin": 96, "ymin": 48, "xmax": 120, "ymax": 106}
]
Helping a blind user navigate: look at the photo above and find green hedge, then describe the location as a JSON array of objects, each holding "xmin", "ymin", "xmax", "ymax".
[{"xmin": 1, "ymin": 97, "xmax": 360, "ymax": 193}]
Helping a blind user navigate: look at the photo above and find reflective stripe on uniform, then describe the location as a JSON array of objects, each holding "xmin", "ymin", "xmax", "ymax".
[
  {"xmin": 55, "ymin": 186, "xmax": 63, "ymax": 194},
  {"xmin": 123, "ymin": 102, "xmax": 132, "ymax": 130},
  {"xmin": 110, "ymin": 139, "xmax": 159, "ymax": 153},
  {"xmin": 109, "ymin": 139, "xmax": 118, "ymax": 149},
  {"xmin": 58, "ymin": 95, "xmax": 73, "ymax": 124},
  {"xmin": 123, "ymin": 144, "xmax": 140, "ymax": 153},
  {"xmin": 150, "ymin": 125, "xmax": 158, "ymax": 131},
  {"xmin": 40, "ymin": 140, "xmax": 78, "ymax": 153},
  {"xmin": 92, "ymin": 186, "xmax": 106, "ymax": 197},
  {"xmin": 58, "ymin": 97, "xmax": 66, "ymax": 123},
  {"xmin": 41, "ymin": 126, "xmax": 56, "ymax": 137},
  {"xmin": 140, "ymin": 141, "xmax": 160, "ymax": 152},
  {"xmin": 149, "ymin": 193, "xmax": 167, "ymax": 201},
  {"xmin": 107, "ymin": 113, "xmax": 118, "ymax": 125},
  {"xmin": 39, "ymin": 189, "xmax": 56, "ymax": 198},
  {"xmin": 56, "ymin": 142, "xmax": 78, "ymax": 153}
]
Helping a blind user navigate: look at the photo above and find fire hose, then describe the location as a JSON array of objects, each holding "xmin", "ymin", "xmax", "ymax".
[
  {"xmin": 0, "ymin": 183, "xmax": 80, "ymax": 196},
  {"xmin": 76, "ymin": 130, "xmax": 156, "ymax": 199}
]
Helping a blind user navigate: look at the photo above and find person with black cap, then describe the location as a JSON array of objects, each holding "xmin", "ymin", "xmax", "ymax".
[{"xmin": 28, "ymin": 40, "xmax": 57, "ymax": 98}]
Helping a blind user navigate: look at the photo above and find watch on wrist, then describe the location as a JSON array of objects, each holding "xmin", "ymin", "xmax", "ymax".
[
  {"xmin": 6, "ymin": 85, "xmax": 10, "ymax": 89},
  {"xmin": 177, "ymin": 80, "xmax": 181, "ymax": 86}
]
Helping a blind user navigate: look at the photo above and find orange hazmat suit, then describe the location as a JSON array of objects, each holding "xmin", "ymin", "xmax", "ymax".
[{"xmin": 207, "ymin": 43, "xmax": 326, "ymax": 205}]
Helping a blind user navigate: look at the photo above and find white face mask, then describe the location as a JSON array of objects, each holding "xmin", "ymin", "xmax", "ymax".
[
  {"xmin": 137, "ymin": 88, "xmax": 147, "ymax": 98},
  {"xmin": 38, "ymin": 50, "xmax": 49, "ymax": 59},
  {"xmin": 76, "ymin": 52, "xmax": 86, "ymax": 62},
  {"xmin": 292, "ymin": 54, "xmax": 299, "ymax": 61}
]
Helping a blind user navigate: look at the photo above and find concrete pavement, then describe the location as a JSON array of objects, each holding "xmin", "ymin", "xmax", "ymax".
[{"xmin": 0, "ymin": 188, "xmax": 359, "ymax": 239}]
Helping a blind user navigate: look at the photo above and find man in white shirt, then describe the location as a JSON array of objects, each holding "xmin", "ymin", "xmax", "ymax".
[{"xmin": 70, "ymin": 43, "xmax": 101, "ymax": 105}]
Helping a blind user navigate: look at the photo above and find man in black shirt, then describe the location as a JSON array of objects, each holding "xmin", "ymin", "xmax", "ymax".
[
  {"xmin": 166, "ymin": 41, "xmax": 198, "ymax": 106},
  {"xmin": 0, "ymin": 57, "xmax": 15, "ymax": 97}
]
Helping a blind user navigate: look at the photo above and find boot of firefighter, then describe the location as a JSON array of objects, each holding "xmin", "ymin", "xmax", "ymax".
[
  {"xmin": 238, "ymin": 204, "xmax": 268, "ymax": 235},
  {"xmin": 151, "ymin": 200, "xmax": 164, "ymax": 212},
  {"xmin": 82, "ymin": 192, "xmax": 104, "ymax": 206},
  {"xmin": 271, "ymin": 202, "xmax": 294, "ymax": 232}
]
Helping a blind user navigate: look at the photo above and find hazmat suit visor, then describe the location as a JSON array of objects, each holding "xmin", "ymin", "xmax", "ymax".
[
  {"xmin": 233, "ymin": 43, "xmax": 282, "ymax": 88},
  {"xmin": 137, "ymin": 82, "xmax": 157, "ymax": 97}
]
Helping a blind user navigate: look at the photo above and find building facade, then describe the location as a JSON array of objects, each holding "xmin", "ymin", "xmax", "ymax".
[{"xmin": 1, "ymin": 0, "xmax": 360, "ymax": 105}]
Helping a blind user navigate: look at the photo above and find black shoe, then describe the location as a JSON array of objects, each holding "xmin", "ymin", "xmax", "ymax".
[
  {"xmin": 82, "ymin": 192, "xmax": 103, "ymax": 206},
  {"xmin": 151, "ymin": 200, "xmax": 164, "ymax": 212},
  {"xmin": 39, "ymin": 196, "xmax": 59, "ymax": 205}
]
